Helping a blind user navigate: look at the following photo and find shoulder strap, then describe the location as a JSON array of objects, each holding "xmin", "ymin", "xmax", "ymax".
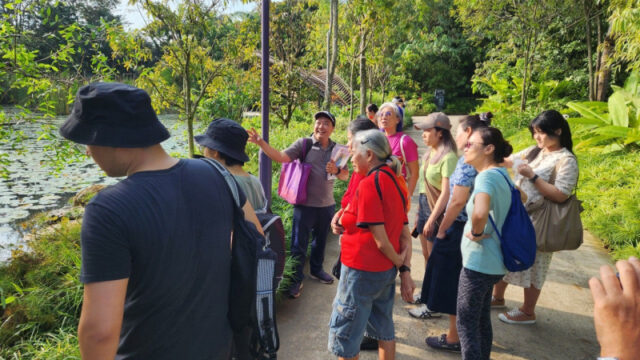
[
  {"xmin": 374, "ymin": 168, "xmax": 407, "ymax": 211},
  {"xmin": 202, "ymin": 158, "xmax": 242, "ymax": 208},
  {"xmin": 492, "ymin": 168, "xmax": 515, "ymax": 191},
  {"xmin": 399, "ymin": 134, "xmax": 407, "ymax": 164},
  {"xmin": 301, "ymin": 137, "xmax": 312, "ymax": 162}
]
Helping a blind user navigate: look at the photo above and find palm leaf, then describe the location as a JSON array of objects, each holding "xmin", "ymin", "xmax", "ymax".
[{"xmin": 608, "ymin": 91, "xmax": 630, "ymax": 127}]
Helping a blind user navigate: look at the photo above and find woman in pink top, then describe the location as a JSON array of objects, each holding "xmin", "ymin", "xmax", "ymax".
[{"xmin": 378, "ymin": 102, "xmax": 419, "ymax": 202}]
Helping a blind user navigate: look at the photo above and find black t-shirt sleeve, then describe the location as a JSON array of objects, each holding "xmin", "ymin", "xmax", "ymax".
[{"xmin": 79, "ymin": 202, "xmax": 131, "ymax": 284}]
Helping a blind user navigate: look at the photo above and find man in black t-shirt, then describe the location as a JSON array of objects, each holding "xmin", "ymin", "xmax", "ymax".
[{"xmin": 60, "ymin": 83, "xmax": 259, "ymax": 359}]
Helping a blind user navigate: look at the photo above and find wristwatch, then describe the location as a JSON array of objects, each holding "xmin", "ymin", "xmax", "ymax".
[
  {"xmin": 471, "ymin": 230, "xmax": 484, "ymax": 237},
  {"xmin": 398, "ymin": 265, "xmax": 410, "ymax": 273},
  {"xmin": 529, "ymin": 174, "xmax": 539, "ymax": 183}
]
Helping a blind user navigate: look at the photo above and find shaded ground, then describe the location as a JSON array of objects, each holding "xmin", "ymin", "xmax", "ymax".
[{"xmin": 276, "ymin": 120, "xmax": 607, "ymax": 359}]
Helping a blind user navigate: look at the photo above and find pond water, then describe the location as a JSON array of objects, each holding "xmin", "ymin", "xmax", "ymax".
[{"xmin": 0, "ymin": 114, "xmax": 191, "ymax": 260}]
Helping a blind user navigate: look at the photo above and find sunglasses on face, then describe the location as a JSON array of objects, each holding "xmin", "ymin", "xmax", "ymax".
[
  {"xmin": 380, "ymin": 111, "xmax": 393, "ymax": 117},
  {"xmin": 464, "ymin": 141, "xmax": 485, "ymax": 150}
]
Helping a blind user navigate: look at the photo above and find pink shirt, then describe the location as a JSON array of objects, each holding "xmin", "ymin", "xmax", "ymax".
[{"xmin": 386, "ymin": 132, "xmax": 419, "ymax": 179}]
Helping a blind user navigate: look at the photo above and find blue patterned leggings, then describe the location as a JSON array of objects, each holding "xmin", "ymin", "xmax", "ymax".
[{"xmin": 456, "ymin": 268, "xmax": 504, "ymax": 360}]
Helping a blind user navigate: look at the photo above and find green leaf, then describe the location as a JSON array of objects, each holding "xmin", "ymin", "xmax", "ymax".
[
  {"xmin": 608, "ymin": 91, "xmax": 630, "ymax": 127},
  {"xmin": 625, "ymin": 129, "xmax": 640, "ymax": 144},
  {"xmin": 566, "ymin": 101, "xmax": 609, "ymax": 124},
  {"xmin": 567, "ymin": 117, "xmax": 606, "ymax": 126},
  {"xmin": 594, "ymin": 125, "xmax": 629, "ymax": 139}
]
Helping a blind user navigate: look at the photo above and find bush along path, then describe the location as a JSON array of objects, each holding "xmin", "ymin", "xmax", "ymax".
[{"xmin": 275, "ymin": 121, "xmax": 605, "ymax": 360}]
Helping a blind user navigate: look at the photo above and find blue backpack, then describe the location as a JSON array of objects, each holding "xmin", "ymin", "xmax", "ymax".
[{"xmin": 487, "ymin": 169, "xmax": 536, "ymax": 272}]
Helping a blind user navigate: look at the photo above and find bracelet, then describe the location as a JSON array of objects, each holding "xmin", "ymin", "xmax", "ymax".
[
  {"xmin": 529, "ymin": 174, "xmax": 539, "ymax": 183},
  {"xmin": 471, "ymin": 230, "xmax": 484, "ymax": 237}
]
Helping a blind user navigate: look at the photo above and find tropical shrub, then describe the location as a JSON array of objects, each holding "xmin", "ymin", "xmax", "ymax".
[{"xmin": 566, "ymin": 71, "xmax": 640, "ymax": 152}]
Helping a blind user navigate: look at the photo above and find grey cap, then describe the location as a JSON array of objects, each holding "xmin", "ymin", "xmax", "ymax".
[{"xmin": 414, "ymin": 112, "xmax": 451, "ymax": 131}]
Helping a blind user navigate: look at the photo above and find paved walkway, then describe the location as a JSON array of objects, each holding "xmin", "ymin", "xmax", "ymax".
[{"xmin": 276, "ymin": 119, "xmax": 608, "ymax": 359}]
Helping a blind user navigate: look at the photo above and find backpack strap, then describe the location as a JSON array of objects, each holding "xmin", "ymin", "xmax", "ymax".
[
  {"xmin": 301, "ymin": 137, "xmax": 312, "ymax": 162},
  {"xmin": 202, "ymin": 158, "xmax": 242, "ymax": 208},
  {"xmin": 374, "ymin": 167, "xmax": 407, "ymax": 211},
  {"xmin": 487, "ymin": 168, "xmax": 513, "ymax": 241},
  {"xmin": 399, "ymin": 134, "xmax": 408, "ymax": 174}
]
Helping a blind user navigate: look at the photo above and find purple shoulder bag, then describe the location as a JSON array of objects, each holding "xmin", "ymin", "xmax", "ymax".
[{"xmin": 278, "ymin": 138, "xmax": 312, "ymax": 205}]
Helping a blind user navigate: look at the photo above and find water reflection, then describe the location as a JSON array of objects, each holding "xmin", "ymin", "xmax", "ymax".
[{"xmin": 0, "ymin": 114, "xmax": 190, "ymax": 259}]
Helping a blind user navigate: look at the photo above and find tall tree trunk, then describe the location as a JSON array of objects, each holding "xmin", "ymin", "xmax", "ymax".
[
  {"xmin": 349, "ymin": 58, "xmax": 355, "ymax": 121},
  {"xmin": 184, "ymin": 54, "xmax": 194, "ymax": 158},
  {"xmin": 323, "ymin": 0, "xmax": 338, "ymax": 110},
  {"xmin": 595, "ymin": 6, "xmax": 603, "ymax": 100},
  {"xmin": 584, "ymin": 0, "xmax": 594, "ymax": 100},
  {"xmin": 520, "ymin": 34, "xmax": 532, "ymax": 112},
  {"xmin": 359, "ymin": 30, "xmax": 367, "ymax": 115},
  {"xmin": 596, "ymin": 26, "xmax": 614, "ymax": 102}
]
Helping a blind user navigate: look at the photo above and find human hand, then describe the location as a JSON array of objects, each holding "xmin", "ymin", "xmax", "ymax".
[
  {"xmin": 589, "ymin": 257, "xmax": 640, "ymax": 360},
  {"xmin": 422, "ymin": 218, "xmax": 435, "ymax": 238},
  {"xmin": 465, "ymin": 232, "xmax": 490, "ymax": 242},
  {"xmin": 436, "ymin": 229, "xmax": 447, "ymax": 239},
  {"xmin": 517, "ymin": 163, "xmax": 535, "ymax": 179},
  {"xmin": 399, "ymin": 272, "xmax": 416, "ymax": 303},
  {"xmin": 247, "ymin": 128, "xmax": 262, "ymax": 145},
  {"xmin": 326, "ymin": 160, "xmax": 338, "ymax": 175}
]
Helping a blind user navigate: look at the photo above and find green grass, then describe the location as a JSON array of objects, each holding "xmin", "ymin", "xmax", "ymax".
[{"xmin": 507, "ymin": 129, "xmax": 640, "ymax": 260}]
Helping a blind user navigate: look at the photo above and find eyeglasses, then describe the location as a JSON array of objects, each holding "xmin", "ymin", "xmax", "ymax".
[
  {"xmin": 464, "ymin": 141, "xmax": 485, "ymax": 150},
  {"xmin": 380, "ymin": 111, "xmax": 393, "ymax": 117}
]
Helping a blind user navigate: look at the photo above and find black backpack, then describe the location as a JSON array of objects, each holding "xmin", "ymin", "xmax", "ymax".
[{"xmin": 202, "ymin": 158, "xmax": 279, "ymax": 359}]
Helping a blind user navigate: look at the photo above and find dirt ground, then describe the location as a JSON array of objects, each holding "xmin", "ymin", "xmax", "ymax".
[{"xmin": 275, "ymin": 121, "xmax": 608, "ymax": 360}]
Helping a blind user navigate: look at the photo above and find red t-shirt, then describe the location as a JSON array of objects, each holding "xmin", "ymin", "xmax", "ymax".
[
  {"xmin": 340, "ymin": 172, "xmax": 365, "ymax": 209},
  {"xmin": 340, "ymin": 165, "xmax": 408, "ymax": 272}
]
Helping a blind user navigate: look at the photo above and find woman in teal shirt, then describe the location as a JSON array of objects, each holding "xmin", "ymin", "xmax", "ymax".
[{"xmin": 457, "ymin": 127, "xmax": 513, "ymax": 360}]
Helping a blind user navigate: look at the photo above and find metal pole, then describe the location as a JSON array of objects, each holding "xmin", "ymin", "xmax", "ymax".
[{"xmin": 259, "ymin": 0, "xmax": 272, "ymax": 206}]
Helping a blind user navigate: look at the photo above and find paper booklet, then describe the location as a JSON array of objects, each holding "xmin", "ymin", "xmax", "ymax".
[{"xmin": 328, "ymin": 144, "xmax": 350, "ymax": 180}]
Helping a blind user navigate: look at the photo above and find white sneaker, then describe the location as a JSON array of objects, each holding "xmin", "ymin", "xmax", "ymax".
[
  {"xmin": 498, "ymin": 308, "xmax": 536, "ymax": 325},
  {"xmin": 408, "ymin": 304, "xmax": 441, "ymax": 319},
  {"xmin": 411, "ymin": 293, "xmax": 423, "ymax": 304}
]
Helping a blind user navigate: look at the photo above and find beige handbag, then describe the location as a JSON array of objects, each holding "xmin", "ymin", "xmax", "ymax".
[{"xmin": 526, "ymin": 157, "xmax": 584, "ymax": 252}]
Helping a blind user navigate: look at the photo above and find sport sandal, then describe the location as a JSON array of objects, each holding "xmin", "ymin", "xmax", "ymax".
[{"xmin": 425, "ymin": 334, "xmax": 461, "ymax": 352}]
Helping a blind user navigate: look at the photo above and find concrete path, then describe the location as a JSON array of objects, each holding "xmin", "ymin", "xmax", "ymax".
[{"xmin": 276, "ymin": 119, "xmax": 608, "ymax": 359}]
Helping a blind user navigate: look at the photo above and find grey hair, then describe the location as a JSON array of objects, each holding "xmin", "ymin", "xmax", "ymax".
[
  {"xmin": 378, "ymin": 102, "xmax": 402, "ymax": 120},
  {"xmin": 353, "ymin": 129, "xmax": 402, "ymax": 176}
]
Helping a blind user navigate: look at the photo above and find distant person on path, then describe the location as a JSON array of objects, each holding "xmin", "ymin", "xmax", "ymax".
[
  {"xmin": 248, "ymin": 111, "xmax": 348, "ymax": 298},
  {"xmin": 392, "ymin": 96, "xmax": 405, "ymax": 126},
  {"xmin": 590, "ymin": 256, "xmax": 640, "ymax": 360},
  {"xmin": 492, "ymin": 110, "xmax": 579, "ymax": 325},
  {"xmin": 378, "ymin": 102, "xmax": 419, "ymax": 205},
  {"xmin": 196, "ymin": 118, "xmax": 267, "ymax": 213},
  {"xmin": 409, "ymin": 113, "xmax": 457, "ymax": 314},
  {"xmin": 457, "ymin": 127, "xmax": 513, "ymax": 360},
  {"xmin": 409, "ymin": 113, "xmax": 492, "ymax": 353},
  {"xmin": 366, "ymin": 103, "xmax": 379, "ymax": 125},
  {"xmin": 328, "ymin": 129, "xmax": 414, "ymax": 360},
  {"xmin": 64, "ymin": 83, "xmax": 258, "ymax": 359}
]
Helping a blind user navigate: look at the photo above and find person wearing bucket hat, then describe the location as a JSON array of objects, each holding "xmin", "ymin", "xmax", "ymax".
[
  {"xmin": 66, "ymin": 82, "xmax": 256, "ymax": 359},
  {"xmin": 195, "ymin": 118, "xmax": 267, "ymax": 212},
  {"xmin": 248, "ymin": 110, "xmax": 348, "ymax": 298}
]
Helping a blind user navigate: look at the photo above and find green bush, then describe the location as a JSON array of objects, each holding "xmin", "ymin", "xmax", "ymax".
[{"xmin": 0, "ymin": 219, "xmax": 83, "ymax": 358}]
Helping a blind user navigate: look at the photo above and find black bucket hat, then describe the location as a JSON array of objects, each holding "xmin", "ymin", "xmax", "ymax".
[
  {"xmin": 194, "ymin": 118, "xmax": 250, "ymax": 163},
  {"xmin": 59, "ymin": 82, "xmax": 170, "ymax": 147}
]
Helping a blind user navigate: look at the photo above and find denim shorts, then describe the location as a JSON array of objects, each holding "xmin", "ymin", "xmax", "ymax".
[
  {"xmin": 328, "ymin": 264, "xmax": 397, "ymax": 358},
  {"xmin": 416, "ymin": 193, "xmax": 437, "ymax": 242}
]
